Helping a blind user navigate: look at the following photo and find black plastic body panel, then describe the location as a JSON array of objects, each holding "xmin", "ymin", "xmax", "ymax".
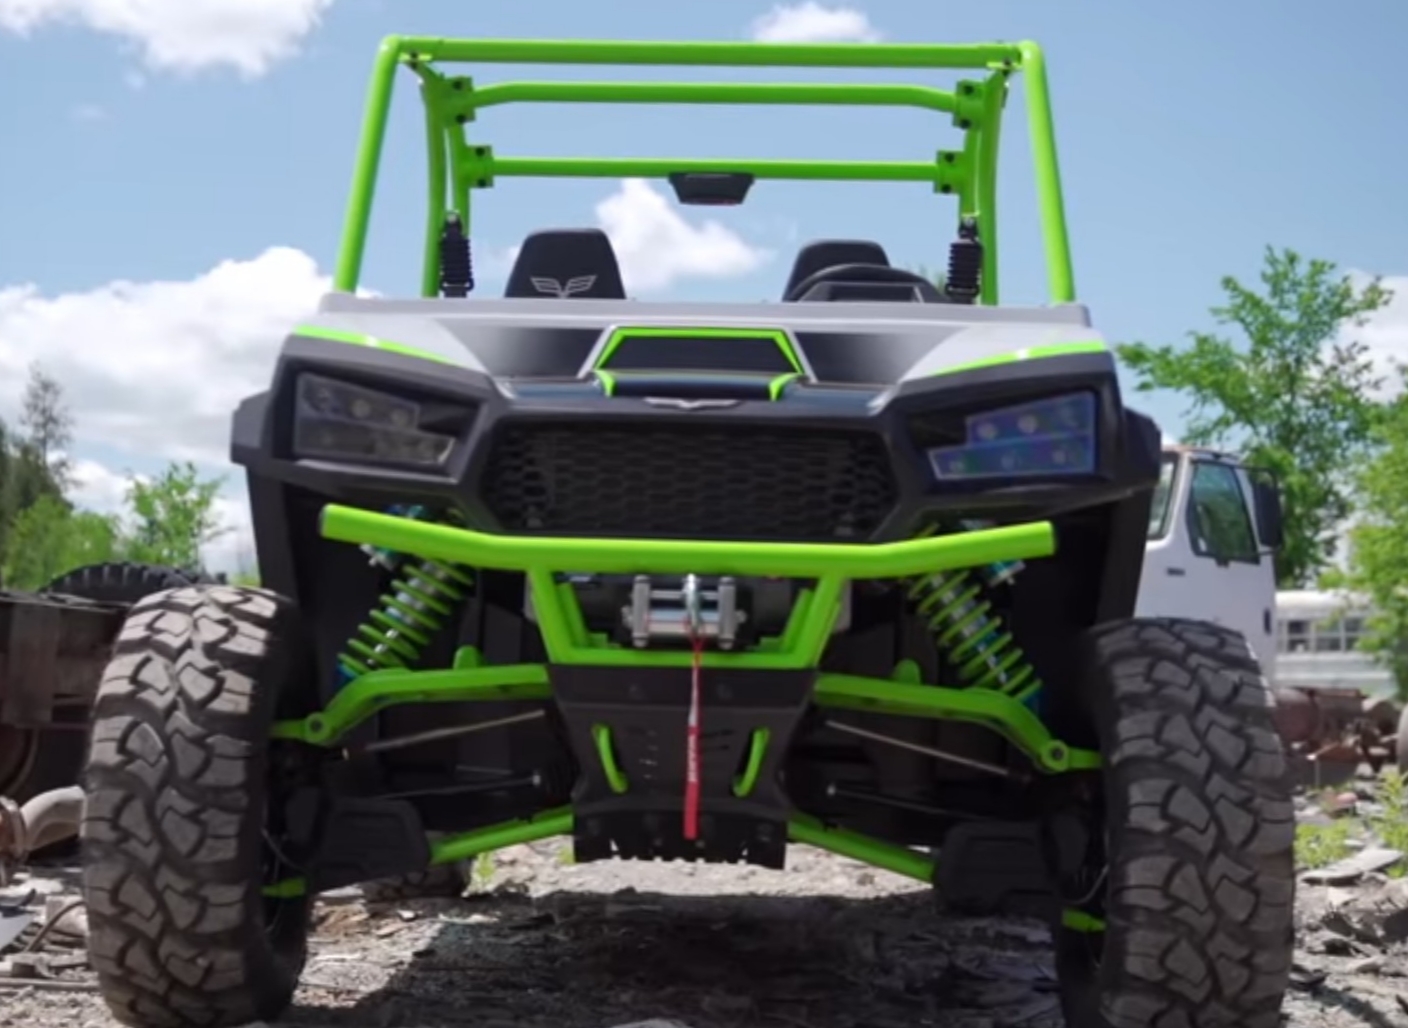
[{"xmin": 233, "ymin": 336, "xmax": 1161, "ymax": 543}]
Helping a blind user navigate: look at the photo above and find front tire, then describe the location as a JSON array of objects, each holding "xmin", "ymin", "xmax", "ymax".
[
  {"xmin": 81, "ymin": 585, "xmax": 315, "ymax": 1028},
  {"xmin": 1054, "ymin": 618, "xmax": 1296, "ymax": 1028}
]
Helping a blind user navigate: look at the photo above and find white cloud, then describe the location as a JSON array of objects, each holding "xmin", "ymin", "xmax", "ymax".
[
  {"xmin": 0, "ymin": 181, "xmax": 767, "ymax": 572},
  {"xmin": 749, "ymin": 2, "xmax": 882, "ymax": 43},
  {"xmin": 594, "ymin": 179, "xmax": 771, "ymax": 293},
  {"xmin": 0, "ymin": 0, "xmax": 335, "ymax": 77},
  {"xmin": 1352, "ymin": 273, "xmax": 1408, "ymax": 381},
  {"xmin": 70, "ymin": 102, "xmax": 106, "ymax": 122},
  {"xmin": 68, "ymin": 457, "xmax": 131, "ymax": 514},
  {"xmin": 0, "ymin": 246, "xmax": 330, "ymax": 465}
]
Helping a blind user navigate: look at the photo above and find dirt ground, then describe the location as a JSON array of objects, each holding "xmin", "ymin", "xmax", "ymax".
[{"xmin": 3, "ymin": 838, "xmax": 1406, "ymax": 1028}]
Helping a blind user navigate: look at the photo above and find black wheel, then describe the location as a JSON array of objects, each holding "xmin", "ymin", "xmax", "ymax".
[
  {"xmin": 42, "ymin": 561, "xmax": 208, "ymax": 606},
  {"xmin": 81, "ymin": 585, "xmax": 316, "ymax": 1028},
  {"xmin": 1053, "ymin": 618, "xmax": 1296, "ymax": 1028}
]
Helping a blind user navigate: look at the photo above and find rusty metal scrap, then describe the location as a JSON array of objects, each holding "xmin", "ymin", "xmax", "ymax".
[
  {"xmin": 0, "ymin": 787, "xmax": 84, "ymax": 885},
  {"xmin": 0, "ymin": 591, "xmax": 126, "ymax": 730},
  {"xmin": 1272, "ymin": 685, "xmax": 1405, "ymax": 778}
]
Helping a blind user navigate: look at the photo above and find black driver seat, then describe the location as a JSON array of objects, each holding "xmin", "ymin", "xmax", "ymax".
[
  {"xmin": 505, "ymin": 228, "xmax": 627, "ymax": 299},
  {"xmin": 782, "ymin": 239, "xmax": 891, "ymax": 299}
]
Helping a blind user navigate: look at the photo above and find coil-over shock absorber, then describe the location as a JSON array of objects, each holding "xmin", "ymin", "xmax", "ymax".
[
  {"xmin": 907, "ymin": 520, "xmax": 1042, "ymax": 707},
  {"xmin": 337, "ymin": 506, "xmax": 474, "ymax": 683}
]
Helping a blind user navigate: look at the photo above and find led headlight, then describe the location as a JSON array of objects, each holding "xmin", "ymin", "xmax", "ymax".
[
  {"xmin": 927, "ymin": 391, "xmax": 1097, "ymax": 481},
  {"xmin": 292, "ymin": 373, "xmax": 456, "ymax": 468}
]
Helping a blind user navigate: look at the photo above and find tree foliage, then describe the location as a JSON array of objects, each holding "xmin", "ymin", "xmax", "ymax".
[
  {"xmin": 0, "ymin": 373, "xmax": 234, "ymax": 588},
  {"xmin": 123, "ymin": 461, "xmax": 229, "ymax": 571},
  {"xmin": 2, "ymin": 494, "xmax": 121, "ymax": 591},
  {"xmin": 19, "ymin": 363, "xmax": 73, "ymax": 489},
  {"xmin": 1117, "ymin": 247, "xmax": 1393, "ymax": 587},
  {"xmin": 1344, "ymin": 394, "xmax": 1408, "ymax": 700}
]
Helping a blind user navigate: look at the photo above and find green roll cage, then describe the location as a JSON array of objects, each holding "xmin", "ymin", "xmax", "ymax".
[{"xmin": 333, "ymin": 36, "xmax": 1077, "ymax": 306}]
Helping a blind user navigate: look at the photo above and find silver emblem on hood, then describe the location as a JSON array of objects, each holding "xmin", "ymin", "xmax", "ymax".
[
  {"xmin": 642, "ymin": 397, "xmax": 742, "ymax": 411},
  {"xmin": 530, "ymin": 275, "xmax": 597, "ymax": 298}
]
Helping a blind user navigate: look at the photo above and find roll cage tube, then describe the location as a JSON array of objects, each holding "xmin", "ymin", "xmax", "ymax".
[{"xmin": 333, "ymin": 36, "xmax": 1075, "ymax": 308}]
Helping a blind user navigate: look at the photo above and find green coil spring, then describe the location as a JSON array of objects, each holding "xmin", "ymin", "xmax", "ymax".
[
  {"xmin": 907, "ymin": 567, "xmax": 1042, "ymax": 705},
  {"xmin": 338, "ymin": 556, "xmax": 474, "ymax": 679}
]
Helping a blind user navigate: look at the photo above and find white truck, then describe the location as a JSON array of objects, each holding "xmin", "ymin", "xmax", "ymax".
[
  {"xmin": 1137, "ymin": 443, "xmax": 1283, "ymax": 663},
  {"xmin": 1140, "ymin": 445, "xmax": 1407, "ymax": 772}
]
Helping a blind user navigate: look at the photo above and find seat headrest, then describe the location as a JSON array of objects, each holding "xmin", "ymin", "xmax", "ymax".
[
  {"xmin": 783, "ymin": 239, "xmax": 891, "ymax": 298},
  {"xmin": 505, "ymin": 228, "xmax": 627, "ymax": 299}
]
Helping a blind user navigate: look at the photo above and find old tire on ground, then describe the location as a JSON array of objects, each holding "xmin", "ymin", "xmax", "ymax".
[
  {"xmin": 81, "ymin": 585, "xmax": 315, "ymax": 1028},
  {"xmin": 1053, "ymin": 618, "xmax": 1296, "ymax": 1028},
  {"xmin": 1397, "ymin": 702, "xmax": 1408, "ymax": 773},
  {"xmin": 42, "ymin": 561, "xmax": 209, "ymax": 606}
]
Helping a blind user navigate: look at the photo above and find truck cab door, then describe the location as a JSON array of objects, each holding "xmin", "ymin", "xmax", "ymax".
[
  {"xmin": 1182, "ymin": 457, "xmax": 1277, "ymax": 663},
  {"xmin": 1137, "ymin": 451, "xmax": 1279, "ymax": 667}
]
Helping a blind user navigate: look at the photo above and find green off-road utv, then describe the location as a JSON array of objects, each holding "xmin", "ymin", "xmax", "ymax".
[{"xmin": 77, "ymin": 35, "xmax": 1296, "ymax": 1028}]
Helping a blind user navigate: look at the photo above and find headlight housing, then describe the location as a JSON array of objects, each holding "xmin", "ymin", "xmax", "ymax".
[
  {"xmin": 927, "ymin": 391, "xmax": 1097, "ymax": 481},
  {"xmin": 292, "ymin": 373, "xmax": 459, "ymax": 468}
]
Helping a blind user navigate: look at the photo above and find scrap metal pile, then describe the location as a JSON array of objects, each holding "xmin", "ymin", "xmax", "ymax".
[{"xmin": 1272, "ymin": 684, "xmax": 1408, "ymax": 784}]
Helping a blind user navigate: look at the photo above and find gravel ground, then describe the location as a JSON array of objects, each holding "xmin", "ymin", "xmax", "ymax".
[{"xmin": 3, "ymin": 840, "xmax": 1406, "ymax": 1028}]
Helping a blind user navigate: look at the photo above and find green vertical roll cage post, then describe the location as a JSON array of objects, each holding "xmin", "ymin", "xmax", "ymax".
[{"xmin": 331, "ymin": 36, "xmax": 1077, "ymax": 307}]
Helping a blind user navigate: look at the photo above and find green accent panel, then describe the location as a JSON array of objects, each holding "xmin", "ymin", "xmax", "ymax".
[
  {"xmin": 295, "ymin": 324, "xmax": 457, "ymax": 367},
  {"xmin": 320, "ymin": 504, "xmax": 1054, "ymax": 580},
  {"xmin": 593, "ymin": 369, "xmax": 617, "ymax": 395},
  {"xmin": 813, "ymin": 672, "xmax": 1098, "ymax": 773},
  {"xmin": 733, "ymin": 729, "xmax": 771, "ymax": 797},
  {"xmin": 788, "ymin": 814, "xmax": 935, "ymax": 883},
  {"xmin": 591, "ymin": 724, "xmax": 630, "ymax": 794},
  {"xmin": 333, "ymin": 35, "xmax": 1076, "ymax": 308},
  {"xmin": 270, "ymin": 664, "xmax": 551, "ymax": 746},
  {"xmin": 1061, "ymin": 909, "xmax": 1106, "ymax": 933},
  {"xmin": 595, "ymin": 326, "xmax": 803, "ymax": 376},
  {"xmin": 929, "ymin": 340, "xmax": 1109, "ymax": 378},
  {"xmin": 768, "ymin": 373, "xmax": 802, "ymax": 399}
]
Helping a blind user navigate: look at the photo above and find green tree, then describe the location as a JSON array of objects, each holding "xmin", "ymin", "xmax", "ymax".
[
  {"xmin": 19, "ymin": 363, "xmax": 74, "ymax": 490},
  {"xmin": 1117, "ymin": 247, "xmax": 1393, "ymax": 587},
  {"xmin": 2, "ymin": 493, "xmax": 121, "ymax": 590},
  {"xmin": 122, "ymin": 461, "xmax": 228, "ymax": 570},
  {"xmin": 1343, "ymin": 393, "xmax": 1408, "ymax": 700}
]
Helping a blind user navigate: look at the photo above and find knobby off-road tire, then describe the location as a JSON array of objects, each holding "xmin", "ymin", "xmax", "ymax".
[
  {"xmin": 81, "ymin": 585, "xmax": 314, "ymax": 1028},
  {"xmin": 1056, "ymin": 617, "xmax": 1296, "ymax": 1028},
  {"xmin": 42, "ymin": 561, "xmax": 210, "ymax": 607}
]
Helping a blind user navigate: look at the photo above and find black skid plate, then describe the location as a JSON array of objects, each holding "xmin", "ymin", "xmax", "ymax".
[{"xmin": 550, "ymin": 665, "xmax": 813, "ymax": 868}]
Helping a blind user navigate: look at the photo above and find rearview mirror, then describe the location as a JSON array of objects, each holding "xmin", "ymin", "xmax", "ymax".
[{"xmin": 1249, "ymin": 473, "xmax": 1285, "ymax": 551}]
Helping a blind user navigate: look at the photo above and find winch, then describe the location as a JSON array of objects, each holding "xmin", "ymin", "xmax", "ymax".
[{"xmin": 623, "ymin": 574, "xmax": 746, "ymax": 649}]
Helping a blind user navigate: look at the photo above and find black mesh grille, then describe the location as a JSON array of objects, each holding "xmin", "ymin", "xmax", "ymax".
[{"xmin": 481, "ymin": 422, "xmax": 898, "ymax": 541}]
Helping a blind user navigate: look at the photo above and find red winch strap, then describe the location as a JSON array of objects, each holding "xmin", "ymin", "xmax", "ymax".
[{"xmin": 683, "ymin": 633, "xmax": 704, "ymax": 841}]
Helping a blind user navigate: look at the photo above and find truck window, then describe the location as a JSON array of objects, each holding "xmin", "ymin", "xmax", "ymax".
[
  {"xmin": 1187, "ymin": 460, "xmax": 1259, "ymax": 564},
  {"xmin": 1148, "ymin": 453, "xmax": 1178, "ymax": 540}
]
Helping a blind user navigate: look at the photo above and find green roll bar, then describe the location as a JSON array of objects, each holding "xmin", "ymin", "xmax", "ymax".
[{"xmin": 333, "ymin": 36, "xmax": 1075, "ymax": 307}]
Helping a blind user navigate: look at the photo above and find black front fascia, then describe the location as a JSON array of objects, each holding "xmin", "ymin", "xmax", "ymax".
[
  {"xmin": 551, "ymin": 665, "xmax": 814, "ymax": 868},
  {"xmin": 231, "ymin": 336, "xmax": 1161, "ymax": 543}
]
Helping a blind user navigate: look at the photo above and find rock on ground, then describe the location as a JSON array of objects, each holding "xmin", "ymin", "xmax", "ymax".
[{"xmin": 1, "ymin": 841, "xmax": 1405, "ymax": 1028}]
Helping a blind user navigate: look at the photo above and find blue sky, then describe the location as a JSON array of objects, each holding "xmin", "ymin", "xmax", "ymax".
[{"xmin": 0, "ymin": 0, "xmax": 1404, "ymax": 569}]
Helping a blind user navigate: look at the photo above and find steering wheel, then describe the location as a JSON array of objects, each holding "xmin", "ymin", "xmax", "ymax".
[{"xmin": 783, "ymin": 263, "xmax": 947, "ymax": 303}]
